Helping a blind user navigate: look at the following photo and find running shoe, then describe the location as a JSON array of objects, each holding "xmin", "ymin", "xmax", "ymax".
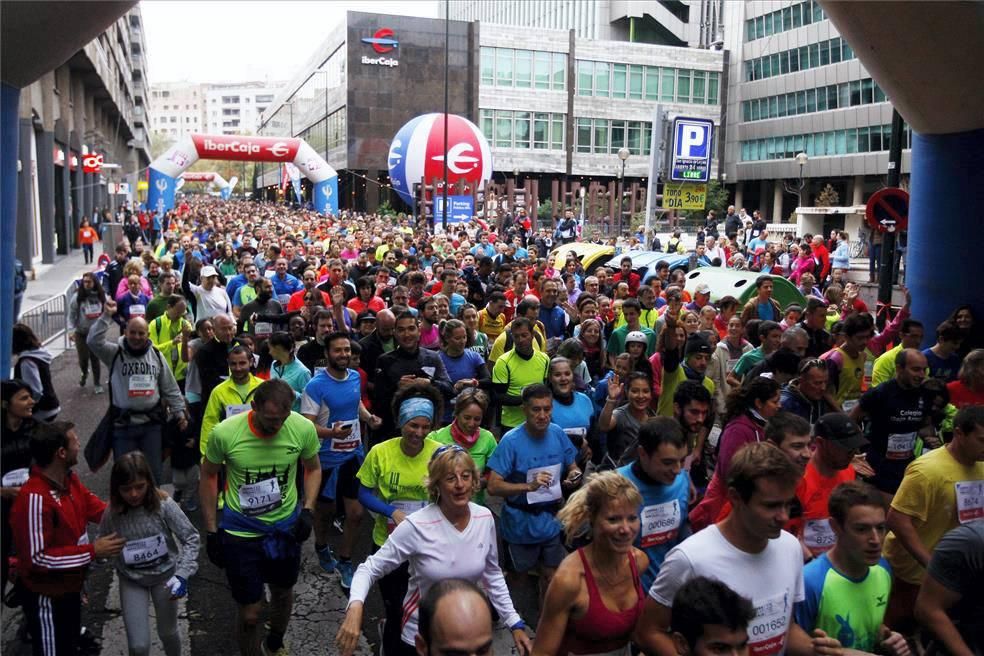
[
  {"xmin": 337, "ymin": 560, "xmax": 354, "ymax": 590},
  {"xmin": 94, "ymin": 385, "xmax": 104, "ymax": 395},
  {"xmin": 79, "ymin": 372, "xmax": 87, "ymax": 387},
  {"xmin": 317, "ymin": 544, "xmax": 337, "ymax": 573}
]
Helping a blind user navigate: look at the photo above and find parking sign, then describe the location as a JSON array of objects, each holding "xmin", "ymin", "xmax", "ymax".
[{"xmin": 670, "ymin": 117, "xmax": 714, "ymax": 183}]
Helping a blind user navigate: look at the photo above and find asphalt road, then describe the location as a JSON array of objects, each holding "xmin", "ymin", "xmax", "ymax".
[{"xmin": 1, "ymin": 348, "xmax": 534, "ymax": 655}]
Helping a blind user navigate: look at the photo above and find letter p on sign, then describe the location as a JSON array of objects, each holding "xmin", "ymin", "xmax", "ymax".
[{"xmin": 678, "ymin": 123, "xmax": 708, "ymax": 158}]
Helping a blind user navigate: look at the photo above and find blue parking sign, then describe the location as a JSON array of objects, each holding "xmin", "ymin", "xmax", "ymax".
[{"xmin": 670, "ymin": 117, "xmax": 714, "ymax": 183}]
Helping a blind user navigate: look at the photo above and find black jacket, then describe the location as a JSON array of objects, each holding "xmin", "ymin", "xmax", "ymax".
[
  {"xmin": 194, "ymin": 338, "xmax": 243, "ymax": 404},
  {"xmin": 372, "ymin": 347, "xmax": 454, "ymax": 440}
]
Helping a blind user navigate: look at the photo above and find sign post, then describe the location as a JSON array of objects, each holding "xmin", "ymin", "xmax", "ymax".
[
  {"xmin": 669, "ymin": 117, "xmax": 714, "ymax": 183},
  {"xmin": 434, "ymin": 194, "xmax": 473, "ymax": 228},
  {"xmin": 875, "ymin": 110, "xmax": 906, "ymax": 329}
]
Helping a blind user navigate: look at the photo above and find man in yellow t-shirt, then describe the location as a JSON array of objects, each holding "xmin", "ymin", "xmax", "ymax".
[
  {"xmin": 492, "ymin": 318, "xmax": 550, "ymax": 428},
  {"xmin": 883, "ymin": 406, "xmax": 984, "ymax": 632},
  {"xmin": 477, "ymin": 291, "xmax": 508, "ymax": 343},
  {"xmin": 870, "ymin": 319, "xmax": 924, "ymax": 388}
]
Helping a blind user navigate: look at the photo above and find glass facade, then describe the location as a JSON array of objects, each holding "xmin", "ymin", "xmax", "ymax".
[
  {"xmin": 576, "ymin": 60, "xmax": 719, "ymax": 105},
  {"xmin": 745, "ymin": 1, "xmax": 826, "ymax": 42},
  {"xmin": 575, "ymin": 118, "xmax": 653, "ymax": 156},
  {"xmin": 740, "ymin": 123, "xmax": 911, "ymax": 161},
  {"xmin": 742, "ymin": 78, "xmax": 888, "ymax": 122},
  {"xmin": 744, "ymin": 37, "xmax": 855, "ymax": 81},
  {"xmin": 481, "ymin": 47, "xmax": 567, "ymax": 90},
  {"xmin": 480, "ymin": 109, "xmax": 565, "ymax": 150}
]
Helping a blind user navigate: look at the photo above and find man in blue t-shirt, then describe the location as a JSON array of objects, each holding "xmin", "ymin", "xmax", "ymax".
[
  {"xmin": 618, "ymin": 416, "xmax": 691, "ymax": 590},
  {"xmin": 538, "ymin": 279, "xmax": 570, "ymax": 342},
  {"xmin": 922, "ymin": 320, "xmax": 964, "ymax": 382},
  {"xmin": 300, "ymin": 332, "xmax": 381, "ymax": 589},
  {"xmin": 487, "ymin": 384, "xmax": 581, "ymax": 604}
]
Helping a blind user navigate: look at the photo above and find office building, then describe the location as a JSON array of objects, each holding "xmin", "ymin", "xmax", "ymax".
[
  {"xmin": 150, "ymin": 81, "xmax": 205, "ymax": 139},
  {"xmin": 256, "ymin": 11, "xmax": 724, "ymax": 219},
  {"xmin": 13, "ymin": 7, "xmax": 152, "ymax": 266}
]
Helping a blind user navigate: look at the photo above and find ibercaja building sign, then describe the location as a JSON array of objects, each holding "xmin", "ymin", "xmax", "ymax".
[{"xmin": 361, "ymin": 28, "xmax": 399, "ymax": 67}]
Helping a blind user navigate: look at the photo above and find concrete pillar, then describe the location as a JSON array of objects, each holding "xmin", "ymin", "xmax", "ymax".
[
  {"xmin": 851, "ymin": 175, "xmax": 864, "ymax": 206},
  {"xmin": 83, "ymin": 171, "xmax": 93, "ymax": 221},
  {"xmin": 35, "ymin": 130, "xmax": 55, "ymax": 263},
  {"xmin": 1, "ymin": 83, "xmax": 20, "ymax": 375},
  {"xmin": 58, "ymin": 155, "xmax": 71, "ymax": 253},
  {"xmin": 907, "ymin": 128, "xmax": 984, "ymax": 347},
  {"xmin": 772, "ymin": 180, "xmax": 784, "ymax": 223},
  {"xmin": 734, "ymin": 182, "xmax": 744, "ymax": 210},
  {"xmin": 16, "ymin": 118, "xmax": 36, "ymax": 267}
]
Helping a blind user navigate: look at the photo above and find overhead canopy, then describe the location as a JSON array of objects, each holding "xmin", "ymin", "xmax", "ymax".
[{"xmin": 1, "ymin": 1, "xmax": 136, "ymax": 88}]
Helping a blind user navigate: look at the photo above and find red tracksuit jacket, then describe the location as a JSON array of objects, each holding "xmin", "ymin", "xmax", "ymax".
[{"xmin": 9, "ymin": 467, "xmax": 106, "ymax": 597}]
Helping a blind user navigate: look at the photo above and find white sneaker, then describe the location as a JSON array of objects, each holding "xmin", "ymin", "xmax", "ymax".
[{"xmin": 94, "ymin": 385, "xmax": 105, "ymax": 395}]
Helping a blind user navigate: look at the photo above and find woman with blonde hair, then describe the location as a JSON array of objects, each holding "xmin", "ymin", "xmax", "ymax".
[
  {"xmin": 337, "ymin": 446, "xmax": 530, "ymax": 656},
  {"xmin": 533, "ymin": 471, "xmax": 648, "ymax": 655}
]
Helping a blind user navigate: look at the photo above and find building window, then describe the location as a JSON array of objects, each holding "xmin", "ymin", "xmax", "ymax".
[
  {"xmin": 745, "ymin": 1, "xmax": 825, "ymax": 42},
  {"xmin": 744, "ymin": 37, "xmax": 854, "ymax": 81},
  {"xmin": 574, "ymin": 118, "xmax": 652, "ymax": 155},
  {"xmin": 481, "ymin": 47, "xmax": 567, "ymax": 91},
  {"xmin": 740, "ymin": 121, "xmax": 910, "ymax": 161},
  {"xmin": 741, "ymin": 78, "xmax": 885, "ymax": 121},
  {"xmin": 481, "ymin": 108, "xmax": 565, "ymax": 150}
]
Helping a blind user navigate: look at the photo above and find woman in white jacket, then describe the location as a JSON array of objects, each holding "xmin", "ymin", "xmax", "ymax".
[
  {"xmin": 336, "ymin": 446, "xmax": 532, "ymax": 656},
  {"xmin": 707, "ymin": 315, "xmax": 753, "ymax": 417}
]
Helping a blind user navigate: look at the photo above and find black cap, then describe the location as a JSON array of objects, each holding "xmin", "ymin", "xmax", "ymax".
[
  {"xmin": 357, "ymin": 311, "xmax": 377, "ymax": 324},
  {"xmin": 815, "ymin": 413, "xmax": 868, "ymax": 450},
  {"xmin": 684, "ymin": 334, "xmax": 712, "ymax": 357}
]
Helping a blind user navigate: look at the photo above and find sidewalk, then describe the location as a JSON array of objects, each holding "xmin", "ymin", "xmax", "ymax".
[{"xmin": 20, "ymin": 246, "xmax": 105, "ymax": 358}]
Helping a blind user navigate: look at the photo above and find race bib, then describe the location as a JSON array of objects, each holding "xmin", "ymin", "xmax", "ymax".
[
  {"xmin": 421, "ymin": 366, "xmax": 436, "ymax": 378},
  {"xmin": 563, "ymin": 427, "xmax": 587, "ymax": 445},
  {"xmin": 128, "ymin": 374, "xmax": 156, "ymax": 398},
  {"xmin": 122, "ymin": 534, "xmax": 169, "ymax": 567},
  {"xmin": 387, "ymin": 499, "xmax": 426, "ymax": 533},
  {"xmin": 129, "ymin": 304, "xmax": 146, "ymax": 318},
  {"xmin": 254, "ymin": 321, "xmax": 273, "ymax": 337},
  {"xmin": 803, "ymin": 518, "xmax": 836, "ymax": 552},
  {"xmin": 225, "ymin": 404, "xmax": 251, "ymax": 418},
  {"xmin": 748, "ymin": 592, "xmax": 791, "ymax": 656},
  {"xmin": 640, "ymin": 500, "xmax": 681, "ymax": 548},
  {"xmin": 1, "ymin": 468, "xmax": 29, "ymax": 487},
  {"xmin": 526, "ymin": 463, "xmax": 562, "ymax": 504},
  {"xmin": 886, "ymin": 432, "xmax": 916, "ymax": 460},
  {"xmin": 238, "ymin": 478, "xmax": 282, "ymax": 517},
  {"xmin": 83, "ymin": 302, "xmax": 102, "ymax": 319},
  {"xmin": 277, "ymin": 294, "xmax": 291, "ymax": 306},
  {"xmin": 331, "ymin": 420, "xmax": 360, "ymax": 452},
  {"xmin": 842, "ymin": 398, "xmax": 859, "ymax": 413},
  {"xmin": 955, "ymin": 481, "xmax": 984, "ymax": 524}
]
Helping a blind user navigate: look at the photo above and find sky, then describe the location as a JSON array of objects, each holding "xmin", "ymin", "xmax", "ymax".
[{"xmin": 141, "ymin": 0, "xmax": 439, "ymax": 84}]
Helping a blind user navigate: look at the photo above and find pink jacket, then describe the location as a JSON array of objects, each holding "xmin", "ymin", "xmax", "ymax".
[{"xmin": 115, "ymin": 276, "xmax": 152, "ymax": 300}]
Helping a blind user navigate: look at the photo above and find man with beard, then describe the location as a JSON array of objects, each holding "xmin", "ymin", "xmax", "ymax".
[
  {"xmin": 88, "ymin": 299, "xmax": 188, "ymax": 484},
  {"xmin": 297, "ymin": 309, "xmax": 336, "ymax": 374},
  {"xmin": 199, "ymin": 346, "xmax": 262, "ymax": 456},
  {"xmin": 372, "ymin": 311, "xmax": 454, "ymax": 442},
  {"xmin": 225, "ymin": 255, "xmax": 256, "ymax": 312},
  {"xmin": 301, "ymin": 332, "xmax": 382, "ymax": 589},
  {"xmin": 347, "ymin": 250, "xmax": 373, "ymax": 287},
  {"xmin": 672, "ymin": 381, "xmax": 713, "ymax": 484},
  {"xmin": 237, "ymin": 277, "xmax": 284, "ymax": 345},
  {"xmin": 11, "ymin": 422, "xmax": 125, "ymax": 656},
  {"xmin": 232, "ymin": 261, "xmax": 262, "ymax": 316}
]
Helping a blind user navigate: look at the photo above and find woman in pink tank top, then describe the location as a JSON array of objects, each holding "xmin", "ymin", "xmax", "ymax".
[{"xmin": 532, "ymin": 471, "xmax": 650, "ymax": 656}]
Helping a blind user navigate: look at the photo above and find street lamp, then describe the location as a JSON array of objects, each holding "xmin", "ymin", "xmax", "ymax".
[
  {"xmin": 617, "ymin": 147, "xmax": 630, "ymax": 234},
  {"xmin": 783, "ymin": 151, "xmax": 809, "ymax": 212}
]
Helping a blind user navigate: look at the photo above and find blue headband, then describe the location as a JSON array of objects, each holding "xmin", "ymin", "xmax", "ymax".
[{"xmin": 399, "ymin": 397, "xmax": 435, "ymax": 426}]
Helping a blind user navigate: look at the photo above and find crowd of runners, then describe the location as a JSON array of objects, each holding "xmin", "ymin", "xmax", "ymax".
[{"xmin": 2, "ymin": 195, "xmax": 982, "ymax": 656}]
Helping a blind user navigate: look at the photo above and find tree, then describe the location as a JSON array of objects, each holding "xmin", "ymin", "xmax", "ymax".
[{"xmin": 815, "ymin": 184, "xmax": 840, "ymax": 207}]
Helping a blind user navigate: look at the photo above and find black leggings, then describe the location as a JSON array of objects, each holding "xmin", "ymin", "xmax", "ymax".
[{"xmin": 372, "ymin": 543, "xmax": 413, "ymax": 656}]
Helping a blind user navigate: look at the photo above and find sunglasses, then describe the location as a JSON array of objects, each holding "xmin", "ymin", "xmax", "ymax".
[{"xmin": 431, "ymin": 444, "xmax": 467, "ymax": 461}]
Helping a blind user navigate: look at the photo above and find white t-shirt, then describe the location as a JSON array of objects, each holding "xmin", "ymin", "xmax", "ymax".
[
  {"xmin": 349, "ymin": 502, "xmax": 522, "ymax": 646},
  {"xmin": 190, "ymin": 282, "xmax": 231, "ymax": 321},
  {"xmin": 649, "ymin": 525, "xmax": 804, "ymax": 656}
]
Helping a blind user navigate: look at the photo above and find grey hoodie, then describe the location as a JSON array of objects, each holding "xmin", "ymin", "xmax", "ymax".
[
  {"xmin": 87, "ymin": 315, "xmax": 185, "ymax": 421},
  {"xmin": 67, "ymin": 292, "xmax": 104, "ymax": 334}
]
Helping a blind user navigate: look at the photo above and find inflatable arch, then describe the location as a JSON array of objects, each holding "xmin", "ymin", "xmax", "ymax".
[
  {"xmin": 178, "ymin": 171, "xmax": 237, "ymax": 200},
  {"xmin": 147, "ymin": 134, "xmax": 338, "ymax": 216}
]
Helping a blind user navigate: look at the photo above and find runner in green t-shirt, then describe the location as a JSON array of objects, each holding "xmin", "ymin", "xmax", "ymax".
[
  {"xmin": 426, "ymin": 387, "xmax": 498, "ymax": 504},
  {"xmin": 492, "ymin": 317, "xmax": 550, "ymax": 428},
  {"xmin": 200, "ymin": 379, "xmax": 321, "ymax": 656}
]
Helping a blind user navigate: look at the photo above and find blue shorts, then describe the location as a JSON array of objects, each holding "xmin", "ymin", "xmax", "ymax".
[
  {"xmin": 505, "ymin": 534, "xmax": 567, "ymax": 573},
  {"xmin": 221, "ymin": 532, "xmax": 301, "ymax": 605}
]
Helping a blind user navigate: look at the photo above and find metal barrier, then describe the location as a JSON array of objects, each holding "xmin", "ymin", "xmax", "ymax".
[{"xmin": 16, "ymin": 282, "xmax": 75, "ymax": 351}]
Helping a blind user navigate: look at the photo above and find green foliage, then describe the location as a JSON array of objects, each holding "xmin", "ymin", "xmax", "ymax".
[
  {"xmin": 377, "ymin": 200, "xmax": 398, "ymax": 217},
  {"xmin": 815, "ymin": 184, "xmax": 840, "ymax": 207},
  {"xmin": 537, "ymin": 198, "xmax": 556, "ymax": 220}
]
